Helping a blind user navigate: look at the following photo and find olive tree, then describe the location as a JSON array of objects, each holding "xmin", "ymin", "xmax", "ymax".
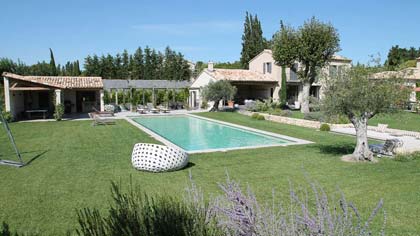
[
  {"xmin": 322, "ymin": 65, "xmax": 410, "ymax": 161},
  {"xmin": 201, "ymin": 80, "xmax": 237, "ymax": 111},
  {"xmin": 273, "ymin": 17, "xmax": 340, "ymax": 114}
]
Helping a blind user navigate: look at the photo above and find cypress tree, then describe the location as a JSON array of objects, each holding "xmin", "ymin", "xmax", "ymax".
[
  {"xmin": 49, "ymin": 48, "xmax": 58, "ymax": 75},
  {"xmin": 240, "ymin": 12, "xmax": 266, "ymax": 69}
]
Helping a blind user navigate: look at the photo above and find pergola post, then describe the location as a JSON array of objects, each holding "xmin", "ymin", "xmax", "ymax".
[
  {"xmin": 54, "ymin": 89, "xmax": 62, "ymax": 105},
  {"xmin": 152, "ymin": 87, "xmax": 155, "ymax": 106},
  {"xmin": 100, "ymin": 89, "xmax": 105, "ymax": 111},
  {"xmin": 3, "ymin": 77, "xmax": 11, "ymax": 112}
]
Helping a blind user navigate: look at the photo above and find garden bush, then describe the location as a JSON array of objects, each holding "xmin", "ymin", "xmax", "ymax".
[
  {"xmin": 1, "ymin": 111, "xmax": 13, "ymax": 123},
  {"xmin": 304, "ymin": 112, "xmax": 324, "ymax": 122},
  {"xmin": 251, "ymin": 113, "xmax": 259, "ymax": 119},
  {"xmin": 75, "ymin": 174, "xmax": 385, "ymax": 236},
  {"xmin": 256, "ymin": 114, "xmax": 265, "ymax": 120},
  {"xmin": 76, "ymin": 181, "xmax": 222, "ymax": 236},
  {"xmin": 320, "ymin": 123, "xmax": 331, "ymax": 131},
  {"xmin": 53, "ymin": 104, "xmax": 64, "ymax": 121}
]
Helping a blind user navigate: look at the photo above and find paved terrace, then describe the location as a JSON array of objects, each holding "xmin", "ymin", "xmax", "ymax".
[{"xmin": 332, "ymin": 127, "xmax": 420, "ymax": 154}]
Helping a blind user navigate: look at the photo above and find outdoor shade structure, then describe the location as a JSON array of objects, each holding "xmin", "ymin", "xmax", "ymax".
[
  {"xmin": 102, "ymin": 80, "xmax": 191, "ymax": 107},
  {"xmin": 2, "ymin": 72, "xmax": 104, "ymax": 120}
]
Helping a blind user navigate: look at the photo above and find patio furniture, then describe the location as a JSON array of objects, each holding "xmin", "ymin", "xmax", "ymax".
[
  {"xmin": 119, "ymin": 105, "xmax": 129, "ymax": 112},
  {"xmin": 147, "ymin": 103, "xmax": 159, "ymax": 113},
  {"xmin": 369, "ymin": 138, "xmax": 403, "ymax": 157},
  {"xmin": 26, "ymin": 110, "xmax": 48, "ymax": 119},
  {"xmin": 89, "ymin": 112, "xmax": 116, "ymax": 126},
  {"xmin": 131, "ymin": 143, "xmax": 189, "ymax": 172},
  {"xmin": 158, "ymin": 105, "xmax": 169, "ymax": 113},
  {"xmin": 376, "ymin": 123, "xmax": 388, "ymax": 133},
  {"xmin": 137, "ymin": 105, "xmax": 146, "ymax": 114},
  {"xmin": 93, "ymin": 107, "xmax": 114, "ymax": 117}
]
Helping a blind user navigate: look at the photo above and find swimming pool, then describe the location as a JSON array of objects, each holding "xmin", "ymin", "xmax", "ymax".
[{"xmin": 130, "ymin": 115, "xmax": 310, "ymax": 153}]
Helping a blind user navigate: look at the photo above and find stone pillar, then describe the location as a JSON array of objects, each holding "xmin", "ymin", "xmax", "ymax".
[
  {"xmin": 3, "ymin": 77, "xmax": 11, "ymax": 112},
  {"xmin": 100, "ymin": 90, "xmax": 105, "ymax": 111},
  {"xmin": 115, "ymin": 89, "xmax": 119, "ymax": 105},
  {"xmin": 55, "ymin": 89, "xmax": 62, "ymax": 105}
]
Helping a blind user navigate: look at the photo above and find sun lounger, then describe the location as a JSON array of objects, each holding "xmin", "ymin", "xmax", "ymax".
[
  {"xmin": 137, "ymin": 105, "xmax": 146, "ymax": 114},
  {"xmin": 93, "ymin": 107, "xmax": 114, "ymax": 117},
  {"xmin": 158, "ymin": 106, "xmax": 169, "ymax": 113},
  {"xmin": 89, "ymin": 112, "xmax": 116, "ymax": 126},
  {"xmin": 369, "ymin": 138, "xmax": 403, "ymax": 157},
  {"xmin": 147, "ymin": 103, "xmax": 159, "ymax": 113}
]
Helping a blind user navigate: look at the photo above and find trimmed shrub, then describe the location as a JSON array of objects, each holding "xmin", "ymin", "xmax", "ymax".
[
  {"xmin": 1, "ymin": 111, "xmax": 13, "ymax": 123},
  {"xmin": 251, "ymin": 113, "xmax": 259, "ymax": 119},
  {"xmin": 320, "ymin": 123, "xmax": 331, "ymax": 131},
  {"xmin": 304, "ymin": 112, "xmax": 324, "ymax": 121},
  {"xmin": 256, "ymin": 114, "xmax": 265, "ymax": 120},
  {"xmin": 53, "ymin": 104, "xmax": 64, "ymax": 121}
]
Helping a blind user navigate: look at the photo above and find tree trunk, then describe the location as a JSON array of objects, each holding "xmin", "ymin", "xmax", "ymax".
[
  {"xmin": 301, "ymin": 82, "xmax": 311, "ymax": 114},
  {"xmin": 210, "ymin": 99, "xmax": 220, "ymax": 112},
  {"xmin": 352, "ymin": 117, "xmax": 373, "ymax": 161}
]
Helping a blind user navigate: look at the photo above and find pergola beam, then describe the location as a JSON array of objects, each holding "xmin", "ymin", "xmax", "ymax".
[{"xmin": 10, "ymin": 87, "xmax": 51, "ymax": 91}]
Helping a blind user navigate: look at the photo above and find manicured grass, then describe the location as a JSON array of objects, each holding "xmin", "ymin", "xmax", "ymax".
[
  {"xmin": 369, "ymin": 112, "xmax": 420, "ymax": 131},
  {"xmin": 0, "ymin": 114, "xmax": 419, "ymax": 235}
]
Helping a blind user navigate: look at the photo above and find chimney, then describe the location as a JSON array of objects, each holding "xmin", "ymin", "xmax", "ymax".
[
  {"xmin": 417, "ymin": 57, "xmax": 420, "ymax": 69},
  {"xmin": 208, "ymin": 61, "xmax": 214, "ymax": 72}
]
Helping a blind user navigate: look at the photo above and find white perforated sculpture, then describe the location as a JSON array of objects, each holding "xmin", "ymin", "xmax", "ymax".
[{"xmin": 131, "ymin": 143, "xmax": 189, "ymax": 172}]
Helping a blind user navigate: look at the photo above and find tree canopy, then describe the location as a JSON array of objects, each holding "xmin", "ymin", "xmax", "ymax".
[
  {"xmin": 240, "ymin": 12, "xmax": 268, "ymax": 69},
  {"xmin": 201, "ymin": 80, "xmax": 237, "ymax": 111},
  {"xmin": 272, "ymin": 17, "xmax": 340, "ymax": 113},
  {"xmin": 0, "ymin": 46, "xmax": 191, "ymax": 80},
  {"xmin": 385, "ymin": 45, "xmax": 420, "ymax": 70}
]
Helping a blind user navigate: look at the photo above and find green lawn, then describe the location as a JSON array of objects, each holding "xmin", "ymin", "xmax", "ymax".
[
  {"xmin": 0, "ymin": 113, "xmax": 419, "ymax": 235},
  {"xmin": 369, "ymin": 112, "xmax": 420, "ymax": 131}
]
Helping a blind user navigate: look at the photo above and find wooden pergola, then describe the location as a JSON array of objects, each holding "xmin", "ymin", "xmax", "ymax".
[{"xmin": 102, "ymin": 79, "xmax": 191, "ymax": 106}]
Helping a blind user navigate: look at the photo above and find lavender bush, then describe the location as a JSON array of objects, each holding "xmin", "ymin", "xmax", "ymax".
[
  {"xmin": 76, "ymin": 173, "xmax": 385, "ymax": 236},
  {"xmin": 192, "ymin": 173, "xmax": 386, "ymax": 236}
]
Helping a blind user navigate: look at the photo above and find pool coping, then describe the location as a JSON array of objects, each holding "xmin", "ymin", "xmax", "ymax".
[{"xmin": 124, "ymin": 114, "xmax": 313, "ymax": 154}]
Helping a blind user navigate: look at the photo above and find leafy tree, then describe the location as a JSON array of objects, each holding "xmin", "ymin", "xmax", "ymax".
[
  {"xmin": 240, "ymin": 12, "xmax": 266, "ymax": 69},
  {"xmin": 49, "ymin": 48, "xmax": 58, "ymax": 76},
  {"xmin": 201, "ymin": 80, "xmax": 237, "ymax": 111},
  {"xmin": 385, "ymin": 45, "xmax": 420, "ymax": 70},
  {"xmin": 322, "ymin": 65, "xmax": 410, "ymax": 161},
  {"xmin": 273, "ymin": 17, "xmax": 340, "ymax": 114}
]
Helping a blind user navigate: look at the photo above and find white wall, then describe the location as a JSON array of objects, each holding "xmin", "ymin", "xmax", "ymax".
[{"xmin": 189, "ymin": 71, "xmax": 216, "ymax": 108}]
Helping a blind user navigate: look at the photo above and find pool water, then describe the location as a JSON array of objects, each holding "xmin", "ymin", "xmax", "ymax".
[{"xmin": 131, "ymin": 115, "xmax": 293, "ymax": 152}]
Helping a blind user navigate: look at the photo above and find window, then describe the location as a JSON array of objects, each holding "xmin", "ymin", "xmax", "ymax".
[
  {"xmin": 263, "ymin": 62, "xmax": 272, "ymax": 74},
  {"xmin": 329, "ymin": 65, "xmax": 344, "ymax": 78}
]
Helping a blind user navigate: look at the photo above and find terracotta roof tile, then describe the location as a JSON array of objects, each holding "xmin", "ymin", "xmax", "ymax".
[{"xmin": 2, "ymin": 72, "xmax": 103, "ymax": 89}]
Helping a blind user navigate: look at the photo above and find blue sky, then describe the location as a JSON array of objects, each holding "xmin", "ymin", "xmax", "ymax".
[{"xmin": 1, "ymin": 0, "xmax": 419, "ymax": 66}]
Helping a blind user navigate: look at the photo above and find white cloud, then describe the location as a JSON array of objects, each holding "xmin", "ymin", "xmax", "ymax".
[{"xmin": 131, "ymin": 21, "xmax": 241, "ymax": 35}]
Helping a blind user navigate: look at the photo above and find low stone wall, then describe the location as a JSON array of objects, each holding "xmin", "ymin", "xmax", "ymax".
[{"xmin": 238, "ymin": 110, "xmax": 353, "ymax": 129}]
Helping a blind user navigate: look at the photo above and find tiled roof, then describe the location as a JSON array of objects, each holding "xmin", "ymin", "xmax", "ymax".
[
  {"xmin": 2, "ymin": 72, "xmax": 103, "ymax": 89},
  {"xmin": 371, "ymin": 68, "xmax": 420, "ymax": 80},
  {"xmin": 204, "ymin": 69, "xmax": 278, "ymax": 82}
]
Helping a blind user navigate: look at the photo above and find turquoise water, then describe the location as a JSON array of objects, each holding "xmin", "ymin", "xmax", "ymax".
[{"xmin": 132, "ymin": 115, "xmax": 291, "ymax": 151}]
